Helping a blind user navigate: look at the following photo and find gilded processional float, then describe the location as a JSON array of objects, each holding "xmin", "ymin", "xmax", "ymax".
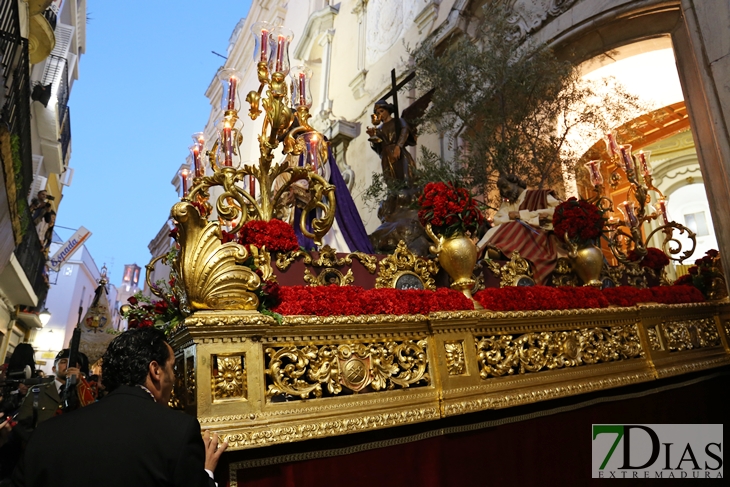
[{"xmin": 123, "ymin": 21, "xmax": 730, "ymax": 460}]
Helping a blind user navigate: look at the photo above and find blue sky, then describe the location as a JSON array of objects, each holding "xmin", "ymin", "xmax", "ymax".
[{"xmin": 57, "ymin": 0, "xmax": 252, "ymax": 284}]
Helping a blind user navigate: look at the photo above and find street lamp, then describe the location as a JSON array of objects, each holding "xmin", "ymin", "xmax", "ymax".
[{"xmin": 38, "ymin": 308, "xmax": 52, "ymax": 326}]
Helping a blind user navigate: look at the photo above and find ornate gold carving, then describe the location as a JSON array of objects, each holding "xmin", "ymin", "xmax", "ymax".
[
  {"xmin": 661, "ymin": 318, "xmax": 721, "ymax": 352},
  {"xmin": 444, "ymin": 371, "xmax": 654, "ymax": 416},
  {"xmin": 185, "ymin": 355, "xmax": 196, "ymax": 404},
  {"xmin": 220, "ymin": 407, "xmax": 441, "ymax": 449},
  {"xmin": 265, "ymin": 340, "xmax": 430, "ymax": 400},
  {"xmin": 303, "ymin": 267, "xmax": 354, "ymax": 287},
  {"xmin": 275, "ymin": 246, "xmax": 378, "ymax": 273},
  {"xmin": 724, "ymin": 320, "xmax": 730, "ymax": 339},
  {"xmin": 551, "ymin": 257, "xmax": 578, "ymax": 287},
  {"xmin": 375, "ymin": 241, "xmax": 438, "ymax": 290},
  {"xmin": 185, "ymin": 311, "xmax": 277, "ymax": 327},
  {"xmin": 626, "ymin": 264, "xmax": 648, "ymax": 289},
  {"xmin": 171, "ymin": 202, "xmax": 261, "ymax": 311},
  {"xmin": 444, "ymin": 341, "xmax": 466, "ymax": 375},
  {"xmin": 170, "ymin": 355, "xmax": 184, "ymax": 409},
  {"xmin": 212, "ymin": 354, "xmax": 247, "ymax": 401},
  {"xmin": 475, "ymin": 324, "xmax": 643, "ymax": 378},
  {"xmin": 484, "ymin": 251, "xmax": 535, "ymax": 287},
  {"xmin": 646, "ymin": 326, "xmax": 663, "ymax": 351}
]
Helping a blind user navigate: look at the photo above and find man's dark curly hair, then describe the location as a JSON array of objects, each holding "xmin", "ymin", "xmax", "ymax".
[{"xmin": 101, "ymin": 327, "xmax": 170, "ymax": 392}]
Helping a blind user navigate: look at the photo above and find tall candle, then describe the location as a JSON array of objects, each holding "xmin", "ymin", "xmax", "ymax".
[
  {"xmin": 605, "ymin": 132, "xmax": 619, "ymax": 159},
  {"xmin": 298, "ymin": 72, "xmax": 306, "ymax": 107},
  {"xmin": 619, "ymin": 145, "xmax": 634, "ymax": 174},
  {"xmin": 585, "ymin": 160, "xmax": 603, "ymax": 186},
  {"xmin": 227, "ymin": 75, "xmax": 237, "ymax": 111},
  {"xmin": 636, "ymin": 150, "xmax": 652, "ymax": 178},
  {"xmin": 180, "ymin": 170, "xmax": 189, "ymax": 196},
  {"xmin": 657, "ymin": 198, "xmax": 668, "ymax": 224},
  {"xmin": 260, "ymin": 29, "xmax": 269, "ymax": 62},
  {"xmin": 308, "ymin": 134, "xmax": 320, "ymax": 172},
  {"xmin": 192, "ymin": 145, "xmax": 201, "ymax": 177},
  {"xmin": 222, "ymin": 123, "xmax": 232, "ymax": 167},
  {"xmin": 622, "ymin": 201, "xmax": 638, "ymax": 227},
  {"xmin": 276, "ymin": 35, "xmax": 286, "ymax": 72},
  {"xmin": 249, "ymin": 175, "xmax": 256, "ymax": 199}
]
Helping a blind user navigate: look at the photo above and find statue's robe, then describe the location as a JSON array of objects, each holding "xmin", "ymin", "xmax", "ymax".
[{"xmin": 478, "ymin": 189, "xmax": 562, "ymax": 284}]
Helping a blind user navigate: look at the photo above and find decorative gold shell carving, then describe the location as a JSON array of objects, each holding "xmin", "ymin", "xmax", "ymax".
[
  {"xmin": 172, "ymin": 202, "xmax": 261, "ymax": 310},
  {"xmin": 484, "ymin": 251, "xmax": 535, "ymax": 287},
  {"xmin": 475, "ymin": 324, "xmax": 643, "ymax": 378},
  {"xmin": 375, "ymin": 241, "xmax": 438, "ymax": 289},
  {"xmin": 264, "ymin": 340, "xmax": 430, "ymax": 400}
]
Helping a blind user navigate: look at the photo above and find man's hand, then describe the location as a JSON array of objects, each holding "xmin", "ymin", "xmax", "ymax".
[
  {"xmin": 509, "ymin": 211, "xmax": 520, "ymax": 220},
  {"xmin": 66, "ymin": 367, "xmax": 82, "ymax": 381},
  {"xmin": 366, "ymin": 126, "xmax": 376, "ymax": 137},
  {"xmin": 203, "ymin": 430, "xmax": 228, "ymax": 472},
  {"xmin": 393, "ymin": 145, "xmax": 401, "ymax": 159},
  {"xmin": 0, "ymin": 413, "xmax": 13, "ymax": 447}
]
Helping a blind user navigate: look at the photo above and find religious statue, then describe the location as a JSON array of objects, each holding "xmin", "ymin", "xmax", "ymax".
[
  {"xmin": 366, "ymin": 99, "xmax": 417, "ymax": 186},
  {"xmin": 476, "ymin": 173, "xmax": 563, "ymax": 284}
]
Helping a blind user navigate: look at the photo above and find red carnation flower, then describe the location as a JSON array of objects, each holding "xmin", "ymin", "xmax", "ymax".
[{"xmin": 128, "ymin": 296, "xmax": 138, "ymax": 305}]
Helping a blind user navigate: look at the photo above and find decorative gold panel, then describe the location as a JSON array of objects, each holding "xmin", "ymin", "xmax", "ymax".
[
  {"xmin": 484, "ymin": 251, "xmax": 535, "ymax": 287},
  {"xmin": 185, "ymin": 355, "xmax": 196, "ymax": 403},
  {"xmin": 646, "ymin": 326, "xmax": 663, "ymax": 351},
  {"xmin": 375, "ymin": 241, "xmax": 438, "ymax": 289},
  {"xmin": 661, "ymin": 318, "xmax": 721, "ymax": 352},
  {"xmin": 475, "ymin": 324, "xmax": 643, "ymax": 378},
  {"xmin": 275, "ymin": 245, "xmax": 378, "ymax": 273},
  {"xmin": 212, "ymin": 354, "xmax": 247, "ymax": 401},
  {"xmin": 444, "ymin": 341, "xmax": 466, "ymax": 375},
  {"xmin": 265, "ymin": 340, "xmax": 430, "ymax": 400},
  {"xmin": 172, "ymin": 302, "xmax": 730, "ymax": 452},
  {"xmin": 303, "ymin": 267, "xmax": 354, "ymax": 287}
]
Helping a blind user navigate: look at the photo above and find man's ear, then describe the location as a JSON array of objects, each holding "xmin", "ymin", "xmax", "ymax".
[{"xmin": 148, "ymin": 360, "xmax": 162, "ymax": 382}]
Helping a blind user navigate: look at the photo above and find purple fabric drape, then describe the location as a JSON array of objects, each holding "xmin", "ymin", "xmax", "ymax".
[{"xmin": 294, "ymin": 147, "xmax": 374, "ymax": 253}]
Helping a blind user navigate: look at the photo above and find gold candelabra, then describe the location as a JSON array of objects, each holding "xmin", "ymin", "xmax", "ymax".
[
  {"xmin": 585, "ymin": 133, "xmax": 696, "ymax": 267},
  {"xmin": 156, "ymin": 22, "xmax": 337, "ymax": 313}
]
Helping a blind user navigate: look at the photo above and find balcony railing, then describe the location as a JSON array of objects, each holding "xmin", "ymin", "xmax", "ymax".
[
  {"xmin": 42, "ymin": 54, "xmax": 69, "ymax": 116},
  {"xmin": 60, "ymin": 105, "xmax": 71, "ymax": 164},
  {"xmin": 42, "ymin": 7, "xmax": 58, "ymax": 31},
  {"xmin": 13, "ymin": 204, "xmax": 49, "ymax": 302},
  {"xmin": 1, "ymin": 35, "xmax": 33, "ymax": 200}
]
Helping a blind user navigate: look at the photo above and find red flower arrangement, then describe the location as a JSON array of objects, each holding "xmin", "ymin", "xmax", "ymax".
[
  {"xmin": 474, "ymin": 286, "xmax": 609, "ymax": 311},
  {"xmin": 552, "ymin": 197, "xmax": 605, "ymax": 245},
  {"xmin": 673, "ymin": 249, "xmax": 723, "ymax": 298},
  {"xmin": 220, "ymin": 219, "xmax": 299, "ymax": 253},
  {"xmin": 629, "ymin": 247, "xmax": 670, "ymax": 271},
  {"xmin": 122, "ymin": 282, "xmax": 183, "ymax": 331},
  {"xmin": 272, "ymin": 286, "xmax": 474, "ymax": 316},
  {"xmin": 417, "ymin": 182, "xmax": 484, "ymax": 237}
]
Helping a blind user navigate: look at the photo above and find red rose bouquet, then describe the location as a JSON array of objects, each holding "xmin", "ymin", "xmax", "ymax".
[
  {"xmin": 629, "ymin": 247, "xmax": 670, "ymax": 271},
  {"xmin": 417, "ymin": 182, "xmax": 484, "ymax": 237},
  {"xmin": 122, "ymin": 278, "xmax": 183, "ymax": 332},
  {"xmin": 552, "ymin": 197, "xmax": 605, "ymax": 245},
  {"xmin": 673, "ymin": 249, "xmax": 724, "ymax": 299},
  {"xmin": 220, "ymin": 218, "xmax": 299, "ymax": 253}
]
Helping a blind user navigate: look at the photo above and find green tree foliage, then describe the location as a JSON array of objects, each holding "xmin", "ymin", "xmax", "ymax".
[{"xmin": 409, "ymin": 3, "xmax": 647, "ymax": 207}]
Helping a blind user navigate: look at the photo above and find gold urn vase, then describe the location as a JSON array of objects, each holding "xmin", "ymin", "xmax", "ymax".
[
  {"xmin": 426, "ymin": 225, "xmax": 478, "ymax": 299},
  {"xmin": 567, "ymin": 242, "xmax": 604, "ymax": 287}
]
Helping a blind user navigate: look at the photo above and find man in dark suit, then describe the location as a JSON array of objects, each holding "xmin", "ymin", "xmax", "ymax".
[{"xmin": 11, "ymin": 327, "xmax": 227, "ymax": 487}]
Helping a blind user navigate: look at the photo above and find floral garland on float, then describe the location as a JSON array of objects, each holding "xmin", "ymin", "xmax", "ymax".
[{"xmin": 417, "ymin": 181, "xmax": 485, "ymax": 301}]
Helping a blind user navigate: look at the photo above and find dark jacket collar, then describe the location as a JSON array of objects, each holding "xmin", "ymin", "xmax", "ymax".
[{"xmin": 107, "ymin": 384, "xmax": 157, "ymax": 402}]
